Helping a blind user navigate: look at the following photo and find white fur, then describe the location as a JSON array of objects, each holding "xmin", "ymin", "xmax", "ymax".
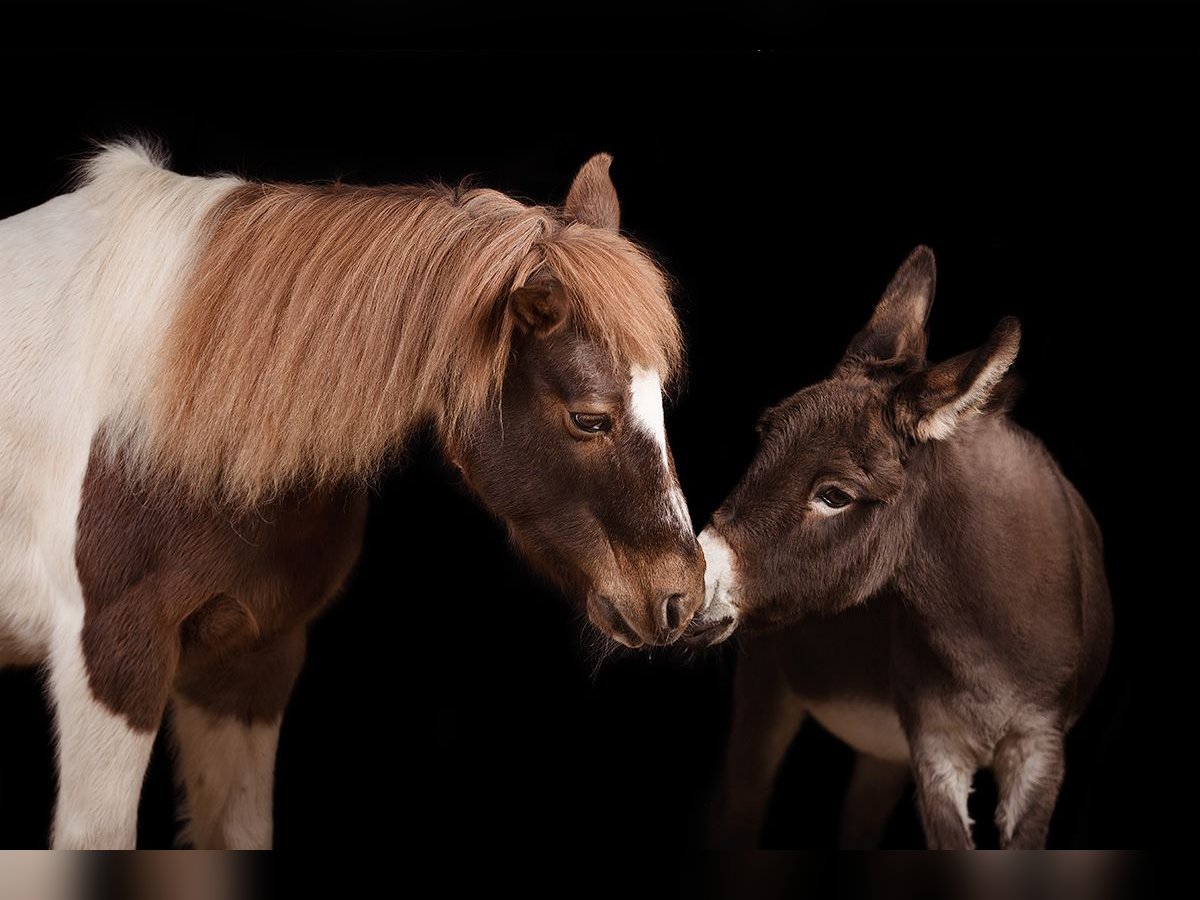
[
  {"xmin": 171, "ymin": 698, "xmax": 281, "ymax": 849},
  {"xmin": 914, "ymin": 733, "xmax": 977, "ymax": 834},
  {"xmin": 994, "ymin": 711, "xmax": 1060, "ymax": 843},
  {"xmin": 807, "ymin": 700, "xmax": 910, "ymax": 764},
  {"xmin": 0, "ymin": 143, "xmax": 242, "ymax": 846},
  {"xmin": 628, "ymin": 366, "xmax": 692, "ymax": 535},
  {"xmin": 698, "ymin": 528, "xmax": 740, "ymax": 628},
  {"xmin": 49, "ymin": 612, "xmax": 157, "ymax": 849},
  {"xmin": 628, "ymin": 366, "xmax": 668, "ymax": 467}
]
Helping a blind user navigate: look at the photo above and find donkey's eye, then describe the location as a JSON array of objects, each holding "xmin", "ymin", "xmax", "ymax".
[
  {"xmin": 570, "ymin": 412, "xmax": 613, "ymax": 434},
  {"xmin": 816, "ymin": 486, "xmax": 853, "ymax": 509}
]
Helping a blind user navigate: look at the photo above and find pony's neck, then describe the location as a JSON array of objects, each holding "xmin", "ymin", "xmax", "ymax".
[{"xmin": 132, "ymin": 180, "xmax": 552, "ymax": 506}]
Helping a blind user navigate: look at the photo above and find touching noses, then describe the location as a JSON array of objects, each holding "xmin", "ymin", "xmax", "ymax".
[{"xmin": 589, "ymin": 559, "xmax": 706, "ymax": 648}]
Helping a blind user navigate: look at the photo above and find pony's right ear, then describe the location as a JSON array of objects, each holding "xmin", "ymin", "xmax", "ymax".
[
  {"xmin": 842, "ymin": 246, "xmax": 936, "ymax": 365},
  {"xmin": 509, "ymin": 276, "xmax": 569, "ymax": 337}
]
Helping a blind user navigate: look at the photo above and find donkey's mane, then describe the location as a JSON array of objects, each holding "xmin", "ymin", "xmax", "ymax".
[{"xmin": 90, "ymin": 144, "xmax": 682, "ymax": 506}]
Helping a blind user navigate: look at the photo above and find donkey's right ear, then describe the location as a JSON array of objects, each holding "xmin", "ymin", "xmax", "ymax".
[
  {"xmin": 509, "ymin": 275, "xmax": 569, "ymax": 337},
  {"xmin": 892, "ymin": 317, "xmax": 1021, "ymax": 442},
  {"xmin": 842, "ymin": 246, "xmax": 936, "ymax": 365}
]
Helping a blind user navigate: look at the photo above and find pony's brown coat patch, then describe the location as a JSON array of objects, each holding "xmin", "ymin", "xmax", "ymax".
[
  {"xmin": 128, "ymin": 178, "xmax": 680, "ymax": 506},
  {"xmin": 76, "ymin": 436, "xmax": 368, "ymax": 731}
]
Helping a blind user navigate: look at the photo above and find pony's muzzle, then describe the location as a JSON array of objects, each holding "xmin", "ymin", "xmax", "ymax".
[{"xmin": 588, "ymin": 583, "xmax": 703, "ymax": 648}]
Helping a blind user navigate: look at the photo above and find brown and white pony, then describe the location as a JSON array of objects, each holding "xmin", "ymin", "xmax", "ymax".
[
  {"xmin": 0, "ymin": 145, "xmax": 704, "ymax": 847},
  {"xmin": 690, "ymin": 248, "xmax": 1112, "ymax": 848}
]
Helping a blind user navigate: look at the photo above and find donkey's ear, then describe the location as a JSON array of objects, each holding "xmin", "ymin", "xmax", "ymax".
[
  {"xmin": 564, "ymin": 153, "xmax": 620, "ymax": 232},
  {"xmin": 843, "ymin": 246, "xmax": 936, "ymax": 365},
  {"xmin": 893, "ymin": 317, "xmax": 1021, "ymax": 442},
  {"xmin": 509, "ymin": 275, "xmax": 569, "ymax": 337}
]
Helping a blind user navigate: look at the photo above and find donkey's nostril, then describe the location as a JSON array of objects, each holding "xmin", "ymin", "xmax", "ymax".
[{"xmin": 663, "ymin": 592, "xmax": 688, "ymax": 632}]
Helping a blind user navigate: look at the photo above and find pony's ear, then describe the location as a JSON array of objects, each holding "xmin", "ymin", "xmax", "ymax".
[
  {"xmin": 509, "ymin": 275, "xmax": 569, "ymax": 337},
  {"xmin": 843, "ymin": 246, "xmax": 936, "ymax": 365},
  {"xmin": 893, "ymin": 317, "xmax": 1021, "ymax": 442},
  {"xmin": 564, "ymin": 153, "xmax": 620, "ymax": 232}
]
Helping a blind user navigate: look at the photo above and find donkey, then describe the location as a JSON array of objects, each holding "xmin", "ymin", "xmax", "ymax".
[
  {"xmin": 0, "ymin": 144, "xmax": 705, "ymax": 848},
  {"xmin": 689, "ymin": 247, "xmax": 1112, "ymax": 849}
]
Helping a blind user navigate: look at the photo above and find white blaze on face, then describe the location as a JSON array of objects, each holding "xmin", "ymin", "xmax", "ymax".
[
  {"xmin": 698, "ymin": 527, "xmax": 740, "ymax": 621},
  {"xmin": 628, "ymin": 366, "xmax": 692, "ymax": 534}
]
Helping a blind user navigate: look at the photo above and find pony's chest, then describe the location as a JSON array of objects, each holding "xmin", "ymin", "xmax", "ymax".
[{"xmin": 805, "ymin": 699, "xmax": 910, "ymax": 763}]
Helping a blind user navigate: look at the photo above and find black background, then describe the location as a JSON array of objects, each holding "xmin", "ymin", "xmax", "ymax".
[{"xmin": 0, "ymin": 47, "xmax": 1177, "ymax": 848}]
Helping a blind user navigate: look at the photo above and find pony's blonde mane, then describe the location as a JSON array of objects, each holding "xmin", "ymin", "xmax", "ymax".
[{"xmin": 115, "ymin": 157, "xmax": 681, "ymax": 506}]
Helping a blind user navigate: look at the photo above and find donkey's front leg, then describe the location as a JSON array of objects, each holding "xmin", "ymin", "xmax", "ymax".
[
  {"xmin": 712, "ymin": 640, "xmax": 807, "ymax": 847},
  {"xmin": 49, "ymin": 606, "xmax": 172, "ymax": 849},
  {"xmin": 993, "ymin": 717, "xmax": 1065, "ymax": 849},
  {"xmin": 910, "ymin": 733, "xmax": 977, "ymax": 850},
  {"xmin": 838, "ymin": 753, "xmax": 911, "ymax": 849},
  {"xmin": 170, "ymin": 628, "xmax": 307, "ymax": 849}
]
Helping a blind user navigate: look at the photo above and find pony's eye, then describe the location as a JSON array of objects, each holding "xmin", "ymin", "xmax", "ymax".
[
  {"xmin": 816, "ymin": 486, "xmax": 853, "ymax": 509},
  {"xmin": 570, "ymin": 412, "xmax": 613, "ymax": 434}
]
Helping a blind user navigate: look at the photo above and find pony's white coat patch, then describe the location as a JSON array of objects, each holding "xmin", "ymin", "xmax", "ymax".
[
  {"xmin": 629, "ymin": 366, "xmax": 692, "ymax": 535},
  {"xmin": 0, "ymin": 142, "xmax": 241, "ymax": 847},
  {"xmin": 172, "ymin": 698, "xmax": 281, "ymax": 849},
  {"xmin": 629, "ymin": 366, "xmax": 669, "ymax": 467}
]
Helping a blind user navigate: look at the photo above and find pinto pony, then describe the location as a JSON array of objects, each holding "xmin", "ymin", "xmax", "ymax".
[{"xmin": 0, "ymin": 145, "xmax": 704, "ymax": 847}]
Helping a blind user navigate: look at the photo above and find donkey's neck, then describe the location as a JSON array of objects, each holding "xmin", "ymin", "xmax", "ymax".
[{"xmin": 893, "ymin": 417, "xmax": 1057, "ymax": 612}]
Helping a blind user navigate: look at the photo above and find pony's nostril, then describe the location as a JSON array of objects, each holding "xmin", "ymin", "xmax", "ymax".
[
  {"xmin": 663, "ymin": 592, "xmax": 688, "ymax": 631},
  {"xmin": 591, "ymin": 594, "xmax": 644, "ymax": 648}
]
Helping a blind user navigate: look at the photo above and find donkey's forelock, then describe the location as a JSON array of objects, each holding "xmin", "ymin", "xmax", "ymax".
[{"xmin": 90, "ymin": 146, "xmax": 681, "ymax": 507}]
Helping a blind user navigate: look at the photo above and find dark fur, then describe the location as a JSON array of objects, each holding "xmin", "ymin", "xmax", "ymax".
[
  {"xmin": 77, "ymin": 439, "xmax": 368, "ymax": 732},
  {"xmin": 698, "ymin": 247, "xmax": 1112, "ymax": 848}
]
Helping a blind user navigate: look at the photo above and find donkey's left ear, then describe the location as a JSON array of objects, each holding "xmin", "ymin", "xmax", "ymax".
[
  {"xmin": 843, "ymin": 246, "xmax": 936, "ymax": 365},
  {"xmin": 564, "ymin": 153, "xmax": 620, "ymax": 231},
  {"xmin": 893, "ymin": 317, "xmax": 1021, "ymax": 442}
]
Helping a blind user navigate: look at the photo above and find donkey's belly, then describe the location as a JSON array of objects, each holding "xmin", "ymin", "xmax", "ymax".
[{"xmin": 805, "ymin": 698, "xmax": 910, "ymax": 763}]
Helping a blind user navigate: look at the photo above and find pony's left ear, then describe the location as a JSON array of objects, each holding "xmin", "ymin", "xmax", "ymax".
[
  {"xmin": 564, "ymin": 153, "xmax": 620, "ymax": 231},
  {"xmin": 509, "ymin": 275, "xmax": 569, "ymax": 336},
  {"xmin": 892, "ymin": 317, "xmax": 1021, "ymax": 442}
]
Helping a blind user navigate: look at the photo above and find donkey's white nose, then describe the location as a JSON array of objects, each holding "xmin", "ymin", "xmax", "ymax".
[
  {"xmin": 690, "ymin": 528, "xmax": 740, "ymax": 646},
  {"xmin": 699, "ymin": 528, "xmax": 738, "ymax": 610}
]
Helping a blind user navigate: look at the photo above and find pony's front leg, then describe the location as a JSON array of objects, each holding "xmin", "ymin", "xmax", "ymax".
[
  {"xmin": 49, "ymin": 599, "xmax": 174, "ymax": 849},
  {"xmin": 170, "ymin": 629, "xmax": 307, "ymax": 849}
]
